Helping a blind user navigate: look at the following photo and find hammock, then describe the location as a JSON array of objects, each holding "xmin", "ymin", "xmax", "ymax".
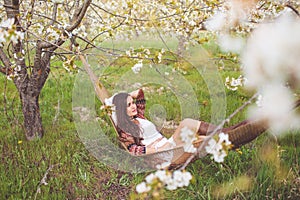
[
  {"xmin": 77, "ymin": 53, "xmax": 296, "ymax": 170},
  {"xmin": 77, "ymin": 53, "xmax": 207, "ymax": 170}
]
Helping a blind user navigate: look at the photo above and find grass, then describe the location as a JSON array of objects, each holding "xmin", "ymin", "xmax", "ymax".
[{"xmin": 1, "ymin": 39, "xmax": 299, "ymax": 199}]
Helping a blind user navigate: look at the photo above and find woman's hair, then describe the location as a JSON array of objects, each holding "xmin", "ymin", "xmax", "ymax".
[{"xmin": 113, "ymin": 92, "xmax": 142, "ymax": 145}]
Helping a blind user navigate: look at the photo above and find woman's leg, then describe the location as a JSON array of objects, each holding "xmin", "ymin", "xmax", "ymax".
[
  {"xmin": 197, "ymin": 119, "xmax": 251, "ymax": 136},
  {"xmin": 196, "ymin": 119, "xmax": 267, "ymax": 149}
]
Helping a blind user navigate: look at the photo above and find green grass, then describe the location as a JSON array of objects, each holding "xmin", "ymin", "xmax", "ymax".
[{"xmin": 1, "ymin": 40, "xmax": 299, "ymax": 199}]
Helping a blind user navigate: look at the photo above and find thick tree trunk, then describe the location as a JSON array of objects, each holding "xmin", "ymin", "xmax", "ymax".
[
  {"xmin": 14, "ymin": 58, "xmax": 49, "ymax": 140},
  {"xmin": 20, "ymin": 92, "xmax": 44, "ymax": 140}
]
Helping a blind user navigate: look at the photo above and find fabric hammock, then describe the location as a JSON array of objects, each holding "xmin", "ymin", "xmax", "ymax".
[
  {"xmin": 76, "ymin": 53, "xmax": 286, "ymax": 170},
  {"xmin": 78, "ymin": 53, "xmax": 207, "ymax": 170}
]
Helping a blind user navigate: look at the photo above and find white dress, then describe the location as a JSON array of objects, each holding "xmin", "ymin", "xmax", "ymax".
[{"xmin": 136, "ymin": 118, "xmax": 176, "ymax": 149}]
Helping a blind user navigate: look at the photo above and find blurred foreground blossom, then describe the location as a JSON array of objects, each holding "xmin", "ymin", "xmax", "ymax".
[
  {"xmin": 242, "ymin": 13, "xmax": 300, "ymax": 90},
  {"xmin": 219, "ymin": 34, "xmax": 245, "ymax": 53},
  {"xmin": 248, "ymin": 86, "xmax": 300, "ymax": 134},
  {"xmin": 242, "ymin": 12, "xmax": 300, "ymax": 134}
]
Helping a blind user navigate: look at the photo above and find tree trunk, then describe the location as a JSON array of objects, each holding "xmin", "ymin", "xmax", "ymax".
[
  {"xmin": 14, "ymin": 62, "xmax": 49, "ymax": 140},
  {"xmin": 177, "ymin": 35, "xmax": 186, "ymax": 57},
  {"xmin": 18, "ymin": 84, "xmax": 44, "ymax": 140}
]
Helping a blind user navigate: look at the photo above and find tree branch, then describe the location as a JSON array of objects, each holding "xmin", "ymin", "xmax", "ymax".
[
  {"xmin": 50, "ymin": 3, "xmax": 58, "ymax": 26},
  {"xmin": 36, "ymin": 0, "xmax": 92, "ymax": 51},
  {"xmin": 34, "ymin": 163, "xmax": 61, "ymax": 200},
  {"xmin": 0, "ymin": 48, "xmax": 12, "ymax": 69},
  {"xmin": 66, "ymin": 0, "xmax": 92, "ymax": 32},
  {"xmin": 286, "ymin": 4, "xmax": 300, "ymax": 17},
  {"xmin": 0, "ymin": 65, "xmax": 12, "ymax": 75}
]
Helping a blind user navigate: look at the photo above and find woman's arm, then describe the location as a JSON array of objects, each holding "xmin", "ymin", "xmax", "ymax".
[
  {"xmin": 119, "ymin": 131, "xmax": 146, "ymax": 155},
  {"xmin": 129, "ymin": 89, "xmax": 140, "ymax": 99}
]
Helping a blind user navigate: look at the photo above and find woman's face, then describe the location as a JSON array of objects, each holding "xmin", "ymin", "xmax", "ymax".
[{"xmin": 126, "ymin": 96, "xmax": 137, "ymax": 117}]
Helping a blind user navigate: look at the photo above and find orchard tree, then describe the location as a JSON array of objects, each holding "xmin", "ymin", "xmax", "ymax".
[{"xmin": 0, "ymin": 0, "xmax": 92, "ymax": 140}]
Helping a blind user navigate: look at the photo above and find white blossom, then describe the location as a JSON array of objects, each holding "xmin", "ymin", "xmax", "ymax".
[
  {"xmin": 205, "ymin": 133, "xmax": 231, "ymax": 163},
  {"xmin": 0, "ymin": 18, "xmax": 14, "ymax": 29},
  {"xmin": 180, "ymin": 126, "xmax": 197, "ymax": 153},
  {"xmin": 255, "ymin": 94, "xmax": 263, "ymax": 107},
  {"xmin": 131, "ymin": 61, "xmax": 143, "ymax": 74},
  {"xmin": 188, "ymin": 20, "xmax": 196, "ymax": 26},
  {"xmin": 145, "ymin": 173, "xmax": 156, "ymax": 184},
  {"xmin": 225, "ymin": 75, "xmax": 246, "ymax": 91},
  {"xmin": 0, "ymin": 31, "xmax": 6, "ymax": 44},
  {"xmin": 15, "ymin": 31, "xmax": 25, "ymax": 40},
  {"xmin": 219, "ymin": 132, "xmax": 231, "ymax": 146},
  {"xmin": 157, "ymin": 52, "xmax": 162, "ymax": 63},
  {"xmin": 51, "ymin": 0, "xmax": 64, "ymax": 4},
  {"xmin": 46, "ymin": 27, "xmax": 60, "ymax": 41},
  {"xmin": 136, "ymin": 182, "xmax": 151, "ymax": 193},
  {"xmin": 15, "ymin": 65, "xmax": 22, "ymax": 72},
  {"xmin": 155, "ymin": 161, "xmax": 171, "ymax": 170}
]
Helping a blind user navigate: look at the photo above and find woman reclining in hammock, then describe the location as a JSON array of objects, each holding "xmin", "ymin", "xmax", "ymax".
[{"xmin": 110, "ymin": 88, "xmax": 267, "ymax": 155}]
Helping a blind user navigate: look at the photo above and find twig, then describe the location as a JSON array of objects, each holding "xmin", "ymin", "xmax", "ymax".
[
  {"xmin": 34, "ymin": 163, "xmax": 61, "ymax": 200},
  {"xmin": 285, "ymin": 4, "xmax": 300, "ymax": 17},
  {"xmin": 179, "ymin": 93, "xmax": 259, "ymax": 170},
  {"xmin": 52, "ymin": 99, "xmax": 60, "ymax": 126}
]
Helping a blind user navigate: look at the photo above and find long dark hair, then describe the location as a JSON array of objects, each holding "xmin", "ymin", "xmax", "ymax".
[{"xmin": 113, "ymin": 92, "xmax": 142, "ymax": 145}]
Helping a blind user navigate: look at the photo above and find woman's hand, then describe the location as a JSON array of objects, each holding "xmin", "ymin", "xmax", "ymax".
[
  {"xmin": 129, "ymin": 89, "xmax": 140, "ymax": 99},
  {"xmin": 146, "ymin": 146, "xmax": 157, "ymax": 154}
]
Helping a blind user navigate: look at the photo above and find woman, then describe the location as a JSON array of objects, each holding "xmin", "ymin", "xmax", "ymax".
[{"xmin": 111, "ymin": 89, "xmax": 267, "ymax": 155}]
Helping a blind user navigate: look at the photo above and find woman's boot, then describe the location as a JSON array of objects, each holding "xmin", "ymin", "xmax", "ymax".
[{"xmin": 226, "ymin": 120, "xmax": 268, "ymax": 149}]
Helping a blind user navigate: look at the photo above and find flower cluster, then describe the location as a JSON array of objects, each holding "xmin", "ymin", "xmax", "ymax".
[
  {"xmin": 136, "ymin": 169, "xmax": 193, "ymax": 193},
  {"xmin": 225, "ymin": 75, "xmax": 247, "ymax": 91},
  {"xmin": 0, "ymin": 18, "xmax": 24, "ymax": 47},
  {"xmin": 205, "ymin": 132, "xmax": 231, "ymax": 163},
  {"xmin": 63, "ymin": 56, "xmax": 78, "ymax": 73},
  {"xmin": 180, "ymin": 126, "xmax": 197, "ymax": 153}
]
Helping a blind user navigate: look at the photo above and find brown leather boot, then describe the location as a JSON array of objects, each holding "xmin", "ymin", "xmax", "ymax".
[{"xmin": 225, "ymin": 120, "xmax": 268, "ymax": 149}]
